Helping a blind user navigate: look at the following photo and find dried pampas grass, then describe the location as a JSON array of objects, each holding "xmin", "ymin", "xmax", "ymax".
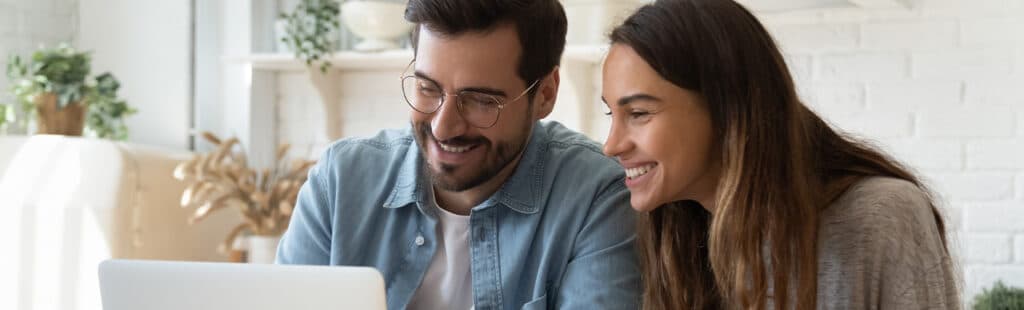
[{"xmin": 174, "ymin": 132, "xmax": 316, "ymax": 254}]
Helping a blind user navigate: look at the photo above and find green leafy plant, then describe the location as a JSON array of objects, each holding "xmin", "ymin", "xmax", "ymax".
[
  {"xmin": 5, "ymin": 43, "xmax": 136, "ymax": 140},
  {"xmin": 0, "ymin": 103, "xmax": 9, "ymax": 130},
  {"xmin": 86, "ymin": 73, "xmax": 136, "ymax": 140},
  {"xmin": 974, "ymin": 281, "xmax": 1024, "ymax": 310},
  {"xmin": 280, "ymin": 0, "xmax": 341, "ymax": 72}
]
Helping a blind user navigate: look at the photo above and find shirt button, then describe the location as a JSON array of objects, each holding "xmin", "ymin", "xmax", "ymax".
[{"xmin": 415, "ymin": 235, "xmax": 425, "ymax": 246}]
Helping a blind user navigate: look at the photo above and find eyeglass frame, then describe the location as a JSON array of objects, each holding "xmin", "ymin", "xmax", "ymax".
[{"xmin": 399, "ymin": 60, "xmax": 541, "ymax": 129}]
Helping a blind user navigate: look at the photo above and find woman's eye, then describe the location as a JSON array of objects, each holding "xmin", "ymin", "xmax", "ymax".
[{"xmin": 630, "ymin": 111, "xmax": 650, "ymax": 118}]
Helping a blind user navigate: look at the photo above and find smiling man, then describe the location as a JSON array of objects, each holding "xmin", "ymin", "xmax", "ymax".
[{"xmin": 275, "ymin": 1, "xmax": 639, "ymax": 309}]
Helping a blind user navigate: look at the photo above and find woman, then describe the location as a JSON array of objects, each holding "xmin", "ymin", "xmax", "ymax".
[{"xmin": 600, "ymin": 0, "xmax": 960, "ymax": 309}]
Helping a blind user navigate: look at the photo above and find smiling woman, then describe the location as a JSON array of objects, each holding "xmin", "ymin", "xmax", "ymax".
[
  {"xmin": 601, "ymin": 0, "xmax": 960, "ymax": 309},
  {"xmin": 602, "ymin": 45, "xmax": 717, "ymax": 213}
]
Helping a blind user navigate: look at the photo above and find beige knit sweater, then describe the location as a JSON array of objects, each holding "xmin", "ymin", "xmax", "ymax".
[{"xmin": 814, "ymin": 177, "xmax": 960, "ymax": 309}]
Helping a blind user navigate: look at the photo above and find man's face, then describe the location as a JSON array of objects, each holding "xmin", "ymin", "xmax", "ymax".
[{"xmin": 410, "ymin": 23, "xmax": 537, "ymax": 192}]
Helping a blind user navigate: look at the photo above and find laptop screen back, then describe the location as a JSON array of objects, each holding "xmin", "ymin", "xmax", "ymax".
[{"xmin": 98, "ymin": 259, "xmax": 386, "ymax": 310}]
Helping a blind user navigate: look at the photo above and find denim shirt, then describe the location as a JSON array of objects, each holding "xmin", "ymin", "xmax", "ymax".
[{"xmin": 276, "ymin": 121, "xmax": 640, "ymax": 310}]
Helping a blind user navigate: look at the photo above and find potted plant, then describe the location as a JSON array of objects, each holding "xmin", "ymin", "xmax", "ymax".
[
  {"xmin": 973, "ymin": 281, "xmax": 1024, "ymax": 309},
  {"xmin": 280, "ymin": 0, "xmax": 342, "ymax": 72},
  {"xmin": 6, "ymin": 44, "xmax": 136, "ymax": 139},
  {"xmin": 86, "ymin": 73, "xmax": 136, "ymax": 140},
  {"xmin": 174, "ymin": 132, "xmax": 317, "ymax": 263}
]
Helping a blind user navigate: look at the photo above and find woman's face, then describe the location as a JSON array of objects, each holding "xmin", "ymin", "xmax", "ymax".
[{"xmin": 602, "ymin": 44, "xmax": 720, "ymax": 212}]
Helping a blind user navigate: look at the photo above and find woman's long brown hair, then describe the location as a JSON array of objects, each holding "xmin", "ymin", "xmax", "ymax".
[{"xmin": 610, "ymin": 0, "xmax": 953, "ymax": 309}]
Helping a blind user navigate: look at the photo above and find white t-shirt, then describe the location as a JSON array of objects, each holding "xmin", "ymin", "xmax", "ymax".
[{"xmin": 407, "ymin": 192, "xmax": 474, "ymax": 310}]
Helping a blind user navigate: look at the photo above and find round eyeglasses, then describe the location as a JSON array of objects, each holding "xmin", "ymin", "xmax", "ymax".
[{"xmin": 400, "ymin": 62, "xmax": 539, "ymax": 128}]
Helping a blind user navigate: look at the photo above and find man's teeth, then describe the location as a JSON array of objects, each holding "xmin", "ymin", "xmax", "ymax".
[
  {"xmin": 626, "ymin": 164, "xmax": 656, "ymax": 179},
  {"xmin": 440, "ymin": 143, "xmax": 472, "ymax": 153}
]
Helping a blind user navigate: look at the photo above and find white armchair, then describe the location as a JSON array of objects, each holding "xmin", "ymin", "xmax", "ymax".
[{"xmin": 0, "ymin": 135, "xmax": 238, "ymax": 310}]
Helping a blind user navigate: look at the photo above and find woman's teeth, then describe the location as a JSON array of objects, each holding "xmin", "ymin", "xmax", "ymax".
[
  {"xmin": 626, "ymin": 164, "xmax": 656, "ymax": 179},
  {"xmin": 440, "ymin": 143, "xmax": 472, "ymax": 153}
]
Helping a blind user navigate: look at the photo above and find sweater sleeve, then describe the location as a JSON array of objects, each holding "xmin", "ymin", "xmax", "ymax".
[{"xmin": 817, "ymin": 177, "xmax": 960, "ymax": 310}]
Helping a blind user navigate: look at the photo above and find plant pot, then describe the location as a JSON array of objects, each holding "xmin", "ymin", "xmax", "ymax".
[
  {"xmin": 246, "ymin": 234, "xmax": 282, "ymax": 264},
  {"xmin": 341, "ymin": 1, "xmax": 414, "ymax": 52},
  {"xmin": 35, "ymin": 92, "xmax": 87, "ymax": 136}
]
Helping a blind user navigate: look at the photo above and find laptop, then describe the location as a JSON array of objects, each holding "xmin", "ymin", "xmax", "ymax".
[{"xmin": 98, "ymin": 259, "xmax": 386, "ymax": 310}]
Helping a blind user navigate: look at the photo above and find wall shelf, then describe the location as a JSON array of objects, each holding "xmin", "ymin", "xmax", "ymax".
[
  {"xmin": 228, "ymin": 50, "xmax": 413, "ymax": 72},
  {"xmin": 227, "ymin": 44, "xmax": 607, "ymax": 72},
  {"xmin": 225, "ymin": 44, "xmax": 609, "ymax": 143}
]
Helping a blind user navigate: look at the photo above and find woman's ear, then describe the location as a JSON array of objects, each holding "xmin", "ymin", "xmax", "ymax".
[{"xmin": 532, "ymin": 67, "xmax": 560, "ymax": 120}]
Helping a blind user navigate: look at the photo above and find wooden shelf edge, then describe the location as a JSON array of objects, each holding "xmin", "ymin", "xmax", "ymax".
[
  {"xmin": 225, "ymin": 49, "xmax": 414, "ymax": 72},
  {"xmin": 226, "ymin": 44, "xmax": 608, "ymax": 72}
]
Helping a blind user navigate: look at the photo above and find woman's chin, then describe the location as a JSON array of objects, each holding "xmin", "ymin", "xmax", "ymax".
[{"xmin": 630, "ymin": 196, "xmax": 662, "ymax": 212}]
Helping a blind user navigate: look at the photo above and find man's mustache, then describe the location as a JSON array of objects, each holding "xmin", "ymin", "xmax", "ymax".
[{"xmin": 415, "ymin": 123, "xmax": 489, "ymax": 147}]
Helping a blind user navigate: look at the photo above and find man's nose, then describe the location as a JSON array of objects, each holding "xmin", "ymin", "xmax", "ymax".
[{"xmin": 430, "ymin": 95, "xmax": 469, "ymax": 142}]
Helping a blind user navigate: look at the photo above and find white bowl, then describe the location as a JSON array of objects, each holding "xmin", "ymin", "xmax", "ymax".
[{"xmin": 341, "ymin": 1, "xmax": 415, "ymax": 52}]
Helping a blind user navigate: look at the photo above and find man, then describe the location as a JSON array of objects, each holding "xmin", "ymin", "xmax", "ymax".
[{"xmin": 276, "ymin": 1, "xmax": 639, "ymax": 309}]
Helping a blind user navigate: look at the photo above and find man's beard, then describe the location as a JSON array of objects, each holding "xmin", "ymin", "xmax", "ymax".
[{"xmin": 412, "ymin": 122, "xmax": 531, "ymax": 192}]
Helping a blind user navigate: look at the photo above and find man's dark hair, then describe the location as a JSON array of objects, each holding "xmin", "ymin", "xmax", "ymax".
[{"xmin": 405, "ymin": 0, "xmax": 567, "ymax": 89}]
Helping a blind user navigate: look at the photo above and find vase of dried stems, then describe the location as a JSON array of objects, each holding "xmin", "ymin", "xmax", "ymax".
[
  {"xmin": 247, "ymin": 234, "xmax": 282, "ymax": 264},
  {"xmin": 175, "ymin": 132, "xmax": 316, "ymax": 260}
]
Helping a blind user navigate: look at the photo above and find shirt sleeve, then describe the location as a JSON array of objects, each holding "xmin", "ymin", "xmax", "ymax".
[
  {"xmin": 554, "ymin": 181, "xmax": 642, "ymax": 309},
  {"xmin": 275, "ymin": 147, "xmax": 334, "ymax": 265}
]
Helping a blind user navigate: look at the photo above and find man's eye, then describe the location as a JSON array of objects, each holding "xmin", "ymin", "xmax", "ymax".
[
  {"xmin": 463, "ymin": 93, "xmax": 500, "ymax": 108},
  {"xmin": 418, "ymin": 86, "xmax": 441, "ymax": 97}
]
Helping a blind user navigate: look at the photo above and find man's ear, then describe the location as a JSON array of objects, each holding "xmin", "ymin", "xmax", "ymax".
[{"xmin": 532, "ymin": 67, "xmax": 559, "ymax": 120}]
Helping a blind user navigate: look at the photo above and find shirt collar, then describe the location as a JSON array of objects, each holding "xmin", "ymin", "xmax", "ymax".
[{"xmin": 383, "ymin": 122, "xmax": 549, "ymax": 215}]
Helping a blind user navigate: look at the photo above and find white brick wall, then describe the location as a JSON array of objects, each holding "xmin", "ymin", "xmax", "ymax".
[
  {"xmin": 1016, "ymin": 45, "xmax": 1024, "ymax": 75},
  {"xmin": 830, "ymin": 111, "xmax": 914, "ymax": 138},
  {"xmin": 276, "ymin": 69, "xmax": 410, "ymax": 159},
  {"xmin": 965, "ymin": 78, "xmax": 1024, "ymax": 107},
  {"xmin": 966, "ymin": 234, "xmax": 1013, "ymax": 264},
  {"xmin": 803, "ymin": 82, "xmax": 866, "ymax": 116},
  {"xmin": 0, "ymin": 0, "xmax": 78, "ymax": 113},
  {"xmin": 798, "ymin": 1, "xmax": 1024, "ymax": 301},
  {"xmin": 1018, "ymin": 173, "xmax": 1024, "ymax": 200},
  {"xmin": 913, "ymin": 49, "xmax": 1014, "ymax": 78},
  {"xmin": 881, "ymin": 139, "xmax": 962, "ymax": 170},
  {"xmin": 274, "ymin": 0, "xmax": 1024, "ymax": 302},
  {"xmin": 817, "ymin": 52, "xmax": 909, "ymax": 80},
  {"xmin": 967, "ymin": 202, "xmax": 1024, "ymax": 232},
  {"xmin": 276, "ymin": 72, "xmax": 331, "ymax": 159},
  {"xmin": 918, "ymin": 108, "xmax": 1016, "ymax": 138},
  {"xmin": 866, "ymin": 80, "xmax": 961, "ymax": 111},
  {"xmin": 861, "ymin": 20, "xmax": 957, "ymax": 50},
  {"xmin": 772, "ymin": 24, "xmax": 859, "ymax": 51},
  {"xmin": 961, "ymin": 18, "xmax": 1024, "ymax": 46},
  {"xmin": 968, "ymin": 141, "xmax": 1024, "ymax": 169},
  {"xmin": 929, "ymin": 172, "xmax": 1016, "ymax": 202},
  {"xmin": 1016, "ymin": 235, "xmax": 1024, "ymax": 263},
  {"xmin": 720, "ymin": 0, "xmax": 1024, "ymax": 301},
  {"xmin": 967, "ymin": 266, "xmax": 1024, "ymax": 299}
]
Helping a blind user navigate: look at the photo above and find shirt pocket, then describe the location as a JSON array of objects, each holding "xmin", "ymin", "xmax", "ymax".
[{"xmin": 520, "ymin": 294, "xmax": 547, "ymax": 310}]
